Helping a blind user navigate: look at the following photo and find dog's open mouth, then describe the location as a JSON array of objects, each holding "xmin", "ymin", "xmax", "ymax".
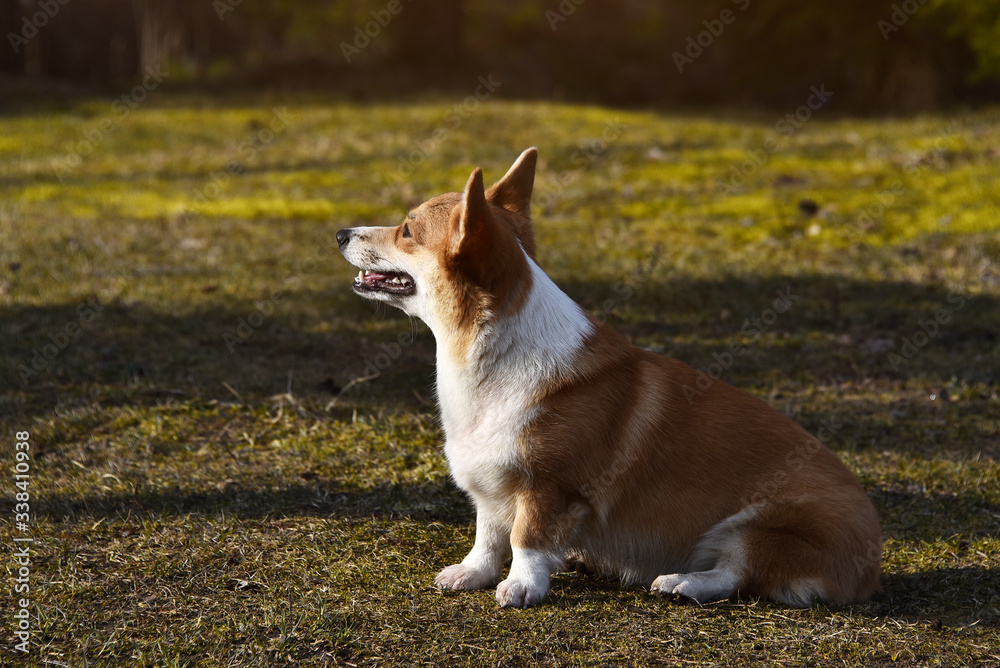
[{"xmin": 353, "ymin": 270, "xmax": 416, "ymax": 296}]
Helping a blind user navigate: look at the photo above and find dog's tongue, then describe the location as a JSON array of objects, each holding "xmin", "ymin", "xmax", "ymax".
[{"xmin": 364, "ymin": 272, "xmax": 390, "ymax": 285}]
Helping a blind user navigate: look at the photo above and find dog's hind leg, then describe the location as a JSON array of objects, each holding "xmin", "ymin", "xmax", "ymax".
[
  {"xmin": 651, "ymin": 504, "xmax": 758, "ymax": 603},
  {"xmin": 733, "ymin": 498, "xmax": 882, "ymax": 606},
  {"xmin": 652, "ymin": 499, "xmax": 881, "ymax": 606},
  {"xmin": 651, "ymin": 568, "xmax": 741, "ymax": 604}
]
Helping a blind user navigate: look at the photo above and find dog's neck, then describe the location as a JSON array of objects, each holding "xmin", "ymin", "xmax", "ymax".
[{"xmin": 431, "ymin": 256, "xmax": 594, "ymax": 441}]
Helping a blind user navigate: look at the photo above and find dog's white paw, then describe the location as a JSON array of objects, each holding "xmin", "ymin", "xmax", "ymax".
[
  {"xmin": 495, "ymin": 576, "xmax": 548, "ymax": 608},
  {"xmin": 651, "ymin": 569, "xmax": 737, "ymax": 604},
  {"xmin": 435, "ymin": 563, "xmax": 498, "ymax": 591}
]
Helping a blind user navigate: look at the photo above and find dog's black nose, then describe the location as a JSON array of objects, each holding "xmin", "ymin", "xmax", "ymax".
[{"xmin": 336, "ymin": 229, "xmax": 351, "ymax": 248}]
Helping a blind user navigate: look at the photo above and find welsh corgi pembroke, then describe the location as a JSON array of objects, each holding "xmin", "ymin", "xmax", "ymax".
[{"xmin": 336, "ymin": 148, "xmax": 882, "ymax": 608}]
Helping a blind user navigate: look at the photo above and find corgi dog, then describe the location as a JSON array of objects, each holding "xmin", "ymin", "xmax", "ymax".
[{"xmin": 336, "ymin": 148, "xmax": 882, "ymax": 608}]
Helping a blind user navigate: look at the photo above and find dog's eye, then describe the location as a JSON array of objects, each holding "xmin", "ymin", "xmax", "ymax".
[{"xmin": 402, "ymin": 223, "xmax": 412, "ymax": 239}]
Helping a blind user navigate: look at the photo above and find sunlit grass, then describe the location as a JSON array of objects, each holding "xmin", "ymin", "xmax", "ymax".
[{"xmin": 1, "ymin": 96, "xmax": 998, "ymax": 666}]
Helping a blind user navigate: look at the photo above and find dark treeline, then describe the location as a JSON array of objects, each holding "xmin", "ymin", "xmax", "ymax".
[{"xmin": 2, "ymin": 0, "xmax": 999, "ymax": 111}]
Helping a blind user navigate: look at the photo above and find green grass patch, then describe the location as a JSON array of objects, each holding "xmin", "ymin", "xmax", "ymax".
[{"xmin": 1, "ymin": 97, "xmax": 998, "ymax": 666}]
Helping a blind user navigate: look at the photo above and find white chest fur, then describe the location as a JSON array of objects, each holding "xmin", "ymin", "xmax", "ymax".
[
  {"xmin": 432, "ymin": 258, "xmax": 594, "ymax": 508},
  {"xmin": 437, "ymin": 356, "xmax": 538, "ymax": 509}
]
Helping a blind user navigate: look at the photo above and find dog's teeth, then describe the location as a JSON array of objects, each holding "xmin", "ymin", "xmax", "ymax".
[{"xmin": 357, "ymin": 270, "xmax": 364, "ymax": 282}]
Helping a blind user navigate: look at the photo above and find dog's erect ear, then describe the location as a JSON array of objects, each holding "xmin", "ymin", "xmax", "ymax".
[
  {"xmin": 486, "ymin": 147, "xmax": 537, "ymax": 216},
  {"xmin": 486, "ymin": 147, "xmax": 538, "ymax": 259},
  {"xmin": 449, "ymin": 167, "xmax": 492, "ymax": 261}
]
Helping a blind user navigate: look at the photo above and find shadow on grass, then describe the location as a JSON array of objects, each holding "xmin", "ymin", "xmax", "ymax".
[
  {"xmin": 0, "ymin": 290, "xmax": 436, "ymax": 420},
  {"xmin": 549, "ymin": 566, "xmax": 1000, "ymax": 628},
  {"xmin": 875, "ymin": 567, "xmax": 1000, "ymax": 627},
  {"xmin": 35, "ymin": 470, "xmax": 1000, "ymax": 628},
  {"xmin": 3, "ymin": 273, "xmax": 997, "ymax": 434},
  {"xmin": 37, "ymin": 478, "xmax": 472, "ymax": 526}
]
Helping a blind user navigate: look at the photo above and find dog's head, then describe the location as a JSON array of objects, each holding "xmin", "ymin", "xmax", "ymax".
[{"xmin": 337, "ymin": 148, "xmax": 539, "ymax": 336}]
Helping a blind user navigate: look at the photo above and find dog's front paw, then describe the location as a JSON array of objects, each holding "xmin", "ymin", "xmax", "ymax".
[
  {"xmin": 435, "ymin": 564, "xmax": 499, "ymax": 591},
  {"xmin": 495, "ymin": 576, "xmax": 548, "ymax": 608}
]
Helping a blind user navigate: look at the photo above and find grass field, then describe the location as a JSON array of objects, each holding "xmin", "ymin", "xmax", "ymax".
[{"xmin": 2, "ymin": 94, "xmax": 999, "ymax": 666}]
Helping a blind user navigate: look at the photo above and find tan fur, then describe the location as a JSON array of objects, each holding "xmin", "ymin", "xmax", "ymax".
[
  {"xmin": 518, "ymin": 321, "xmax": 882, "ymax": 603},
  {"xmin": 338, "ymin": 148, "xmax": 882, "ymax": 608}
]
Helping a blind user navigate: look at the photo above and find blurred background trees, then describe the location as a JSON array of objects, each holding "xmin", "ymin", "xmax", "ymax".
[{"xmin": 2, "ymin": 0, "xmax": 999, "ymax": 111}]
